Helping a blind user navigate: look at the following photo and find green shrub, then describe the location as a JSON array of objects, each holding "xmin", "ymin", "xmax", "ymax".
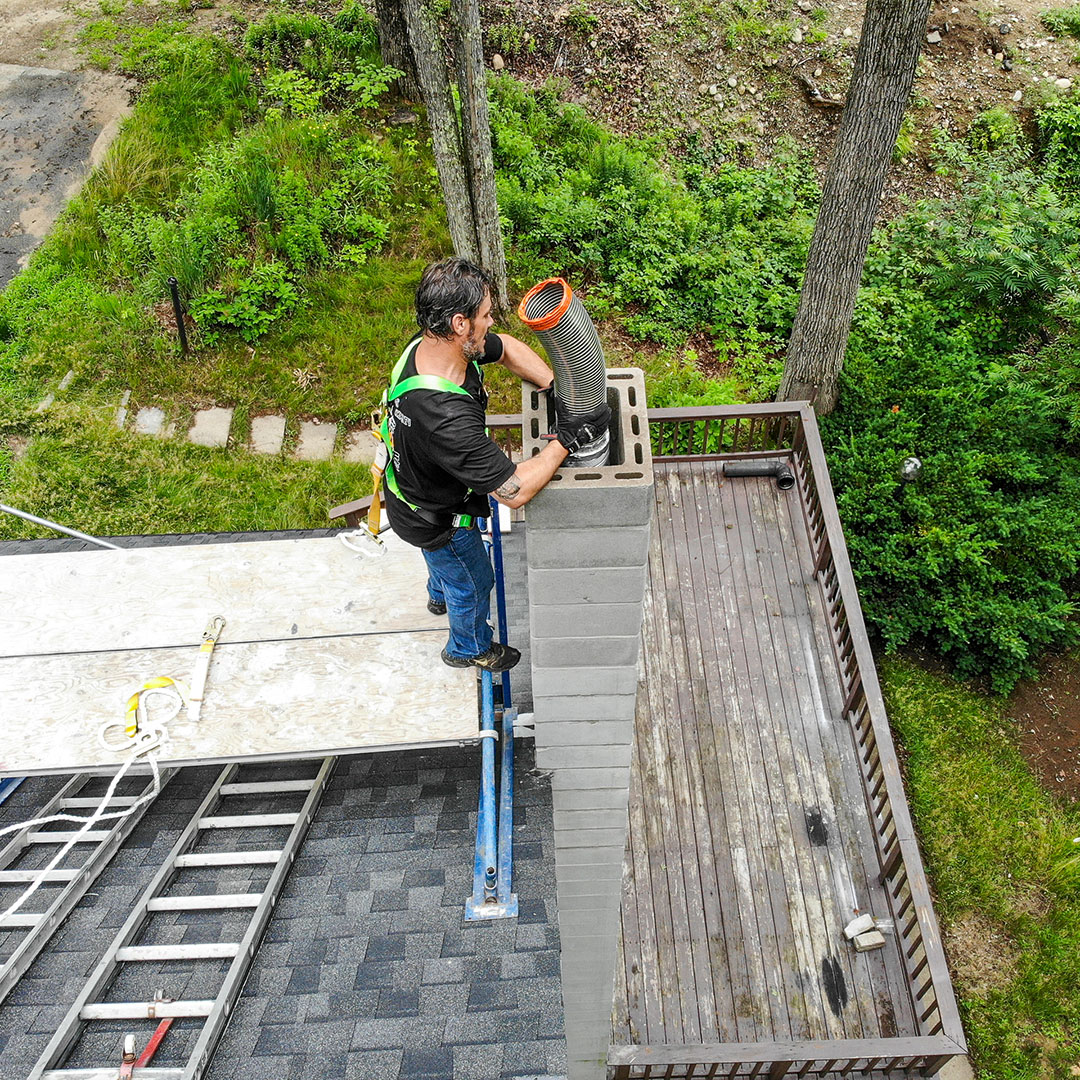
[
  {"xmin": 1038, "ymin": 98, "xmax": 1080, "ymax": 190},
  {"xmin": 822, "ymin": 153, "xmax": 1080, "ymax": 691},
  {"xmin": 1040, "ymin": 3, "xmax": 1080, "ymax": 38},
  {"xmin": 969, "ymin": 107, "xmax": 1021, "ymax": 153},
  {"xmin": 491, "ymin": 80, "xmax": 815, "ymax": 353}
]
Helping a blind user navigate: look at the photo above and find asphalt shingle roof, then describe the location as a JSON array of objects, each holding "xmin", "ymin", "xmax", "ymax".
[{"xmin": 0, "ymin": 529, "xmax": 561, "ymax": 1080}]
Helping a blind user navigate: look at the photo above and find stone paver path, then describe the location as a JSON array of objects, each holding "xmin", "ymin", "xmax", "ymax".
[
  {"xmin": 250, "ymin": 414, "xmax": 286, "ymax": 455},
  {"xmin": 294, "ymin": 419, "xmax": 336, "ymax": 461},
  {"xmin": 343, "ymin": 429, "xmax": 378, "ymax": 465},
  {"xmin": 134, "ymin": 406, "xmax": 165, "ymax": 435},
  {"xmin": 110, "ymin": 401, "xmax": 376, "ymax": 465},
  {"xmin": 188, "ymin": 406, "xmax": 233, "ymax": 448}
]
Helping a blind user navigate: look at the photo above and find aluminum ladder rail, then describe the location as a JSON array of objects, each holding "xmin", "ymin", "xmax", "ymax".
[
  {"xmin": 28, "ymin": 758, "xmax": 336, "ymax": 1080},
  {"xmin": 0, "ymin": 768, "xmax": 177, "ymax": 1005}
]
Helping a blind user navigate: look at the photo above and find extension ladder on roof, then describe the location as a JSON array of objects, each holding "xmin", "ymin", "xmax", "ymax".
[
  {"xmin": 0, "ymin": 768, "xmax": 177, "ymax": 1005},
  {"xmin": 28, "ymin": 758, "xmax": 336, "ymax": 1080}
]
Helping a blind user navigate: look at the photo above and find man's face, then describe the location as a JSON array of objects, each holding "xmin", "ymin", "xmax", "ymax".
[{"xmin": 462, "ymin": 292, "xmax": 494, "ymax": 361}]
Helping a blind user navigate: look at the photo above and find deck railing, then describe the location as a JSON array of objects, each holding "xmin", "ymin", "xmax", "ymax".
[{"xmin": 608, "ymin": 402, "xmax": 964, "ymax": 1079}]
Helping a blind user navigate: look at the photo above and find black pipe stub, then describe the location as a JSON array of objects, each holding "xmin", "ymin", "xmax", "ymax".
[{"xmin": 722, "ymin": 458, "xmax": 796, "ymax": 490}]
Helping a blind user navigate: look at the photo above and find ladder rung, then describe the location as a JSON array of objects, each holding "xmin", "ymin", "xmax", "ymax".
[
  {"xmin": 197, "ymin": 813, "xmax": 299, "ymax": 829},
  {"xmin": 80, "ymin": 1000, "xmax": 215, "ymax": 1020},
  {"xmin": 219, "ymin": 780, "xmax": 315, "ymax": 795},
  {"xmin": 175, "ymin": 850, "xmax": 281, "ymax": 867},
  {"xmin": 116, "ymin": 943, "xmax": 241, "ymax": 962},
  {"xmin": 0, "ymin": 913, "xmax": 43, "ymax": 928},
  {"xmin": 0, "ymin": 868, "xmax": 79, "ymax": 883},
  {"xmin": 27, "ymin": 831, "xmax": 110, "ymax": 844},
  {"xmin": 148, "ymin": 893, "xmax": 261, "ymax": 911},
  {"xmin": 60, "ymin": 796, "xmax": 140, "ymax": 809},
  {"xmin": 42, "ymin": 1070, "xmax": 185, "ymax": 1080}
]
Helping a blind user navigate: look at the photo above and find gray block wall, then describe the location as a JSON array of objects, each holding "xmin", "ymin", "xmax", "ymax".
[{"xmin": 523, "ymin": 370, "xmax": 653, "ymax": 1080}]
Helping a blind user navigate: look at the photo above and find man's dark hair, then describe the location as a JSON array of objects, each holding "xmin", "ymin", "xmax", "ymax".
[{"xmin": 415, "ymin": 257, "xmax": 494, "ymax": 339}]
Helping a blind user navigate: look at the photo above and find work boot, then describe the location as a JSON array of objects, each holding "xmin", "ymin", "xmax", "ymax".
[
  {"xmin": 441, "ymin": 642, "xmax": 521, "ymax": 672},
  {"xmin": 427, "ymin": 598, "xmax": 447, "ymax": 616}
]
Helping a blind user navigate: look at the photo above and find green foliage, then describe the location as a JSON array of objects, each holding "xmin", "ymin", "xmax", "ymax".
[
  {"xmin": 190, "ymin": 261, "xmax": 301, "ymax": 342},
  {"xmin": 968, "ymin": 106, "xmax": 1020, "ymax": 154},
  {"xmin": 822, "ymin": 148, "xmax": 1080, "ymax": 691},
  {"xmin": 491, "ymin": 79, "xmax": 815, "ymax": 351},
  {"xmin": 1038, "ymin": 98, "xmax": 1080, "ymax": 190},
  {"xmin": 1040, "ymin": 3, "xmax": 1080, "ymax": 39},
  {"xmin": 0, "ymin": 420, "xmax": 365, "ymax": 538},
  {"xmin": 884, "ymin": 659, "xmax": 1080, "ymax": 1078}
]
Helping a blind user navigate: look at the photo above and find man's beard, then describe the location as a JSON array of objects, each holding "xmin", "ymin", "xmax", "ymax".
[{"xmin": 463, "ymin": 321, "xmax": 484, "ymax": 362}]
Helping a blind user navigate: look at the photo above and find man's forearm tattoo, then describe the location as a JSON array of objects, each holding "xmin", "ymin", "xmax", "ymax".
[{"xmin": 495, "ymin": 474, "xmax": 521, "ymax": 500}]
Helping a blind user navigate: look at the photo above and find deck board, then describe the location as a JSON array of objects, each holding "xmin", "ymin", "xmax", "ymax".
[{"xmin": 614, "ymin": 461, "xmax": 918, "ymax": 1054}]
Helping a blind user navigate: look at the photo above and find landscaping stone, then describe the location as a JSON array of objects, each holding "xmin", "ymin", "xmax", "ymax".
[
  {"xmin": 250, "ymin": 414, "xmax": 286, "ymax": 455},
  {"xmin": 134, "ymin": 407, "xmax": 165, "ymax": 436},
  {"xmin": 343, "ymin": 429, "xmax": 378, "ymax": 465},
  {"xmin": 57, "ymin": 369, "xmax": 74, "ymax": 390},
  {"xmin": 295, "ymin": 419, "xmax": 336, "ymax": 461},
  {"xmin": 188, "ymin": 406, "xmax": 233, "ymax": 448},
  {"xmin": 34, "ymin": 393, "xmax": 54, "ymax": 413},
  {"xmin": 115, "ymin": 389, "xmax": 130, "ymax": 429}
]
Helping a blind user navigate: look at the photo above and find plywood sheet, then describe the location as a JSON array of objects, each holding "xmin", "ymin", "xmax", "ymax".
[
  {"xmin": 0, "ymin": 534, "xmax": 481, "ymax": 776},
  {"xmin": 0, "ymin": 534, "xmax": 443, "ymax": 657},
  {"xmin": 0, "ymin": 633, "xmax": 476, "ymax": 775}
]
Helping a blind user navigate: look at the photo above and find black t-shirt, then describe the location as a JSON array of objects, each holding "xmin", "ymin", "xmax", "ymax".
[{"xmin": 383, "ymin": 333, "xmax": 517, "ymax": 550}]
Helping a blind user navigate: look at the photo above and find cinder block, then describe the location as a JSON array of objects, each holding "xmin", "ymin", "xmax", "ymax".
[
  {"xmin": 553, "ymin": 787, "xmax": 631, "ymax": 811},
  {"xmin": 554, "ymin": 807, "xmax": 629, "ymax": 831},
  {"xmin": 549, "ymin": 767, "xmax": 633, "ymax": 791},
  {"xmin": 532, "ymin": 694, "xmax": 638, "ymax": 722},
  {"xmin": 528, "ymin": 565, "xmax": 647, "ymax": 607},
  {"xmin": 558, "ymin": 897, "xmax": 623, "ymax": 922},
  {"xmin": 557, "ymin": 878, "xmax": 626, "ymax": 899},
  {"xmin": 555, "ymin": 862, "xmax": 625, "ymax": 884},
  {"xmin": 536, "ymin": 719, "xmax": 635, "ymax": 747},
  {"xmin": 553, "ymin": 826, "xmax": 628, "ymax": 848},
  {"xmin": 533, "ymin": 636, "xmax": 640, "ymax": 668},
  {"xmin": 525, "ymin": 475, "xmax": 653, "ymax": 529},
  {"xmin": 526, "ymin": 526, "xmax": 650, "ymax": 569},
  {"xmin": 531, "ymin": 602, "xmax": 645, "ymax": 638},
  {"xmin": 555, "ymin": 845, "xmax": 626, "ymax": 869},
  {"xmin": 537, "ymin": 743, "xmax": 632, "ymax": 770},
  {"xmin": 532, "ymin": 666, "xmax": 640, "ymax": 697}
]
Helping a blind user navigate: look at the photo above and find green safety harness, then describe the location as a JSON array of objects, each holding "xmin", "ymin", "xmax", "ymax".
[{"xmin": 377, "ymin": 338, "xmax": 484, "ymax": 530}]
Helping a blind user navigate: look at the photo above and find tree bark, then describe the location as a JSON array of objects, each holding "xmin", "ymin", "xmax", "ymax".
[
  {"xmin": 400, "ymin": 0, "xmax": 481, "ymax": 261},
  {"xmin": 777, "ymin": 0, "xmax": 931, "ymax": 414},
  {"xmin": 453, "ymin": 0, "xmax": 509, "ymax": 311},
  {"xmin": 374, "ymin": 0, "xmax": 420, "ymax": 100}
]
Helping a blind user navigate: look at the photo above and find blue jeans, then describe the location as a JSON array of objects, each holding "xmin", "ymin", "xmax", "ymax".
[{"xmin": 423, "ymin": 527, "xmax": 494, "ymax": 659}]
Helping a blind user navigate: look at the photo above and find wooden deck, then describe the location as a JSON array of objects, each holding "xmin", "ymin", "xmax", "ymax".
[
  {"xmin": 616, "ymin": 459, "xmax": 915, "ymax": 1050},
  {"xmin": 606, "ymin": 402, "xmax": 965, "ymax": 1077}
]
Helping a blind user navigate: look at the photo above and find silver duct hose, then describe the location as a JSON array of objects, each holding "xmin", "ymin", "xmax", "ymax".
[{"xmin": 517, "ymin": 278, "xmax": 610, "ymax": 467}]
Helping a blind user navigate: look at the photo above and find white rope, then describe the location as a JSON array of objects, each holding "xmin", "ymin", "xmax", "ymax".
[{"xmin": 0, "ymin": 741, "xmax": 164, "ymax": 921}]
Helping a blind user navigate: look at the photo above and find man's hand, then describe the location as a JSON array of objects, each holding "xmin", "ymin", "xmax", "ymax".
[{"xmin": 554, "ymin": 402, "xmax": 611, "ymax": 455}]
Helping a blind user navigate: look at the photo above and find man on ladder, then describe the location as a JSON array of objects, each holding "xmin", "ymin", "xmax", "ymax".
[{"xmin": 380, "ymin": 257, "xmax": 609, "ymax": 673}]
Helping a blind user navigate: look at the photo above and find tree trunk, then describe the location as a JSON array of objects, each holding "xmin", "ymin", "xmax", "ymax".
[
  {"xmin": 400, "ymin": 0, "xmax": 481, "ymax": 261},
  {"xmin": 777, "ymin": 0, "xmax": 931, "ymax": 414},
  {"xmin": 453, "ymin": 0, "xmax": 509, "ymax": 311},
  {"xmin": 374, "ymin": 0, "xmax": 420, "ymax": 100}
]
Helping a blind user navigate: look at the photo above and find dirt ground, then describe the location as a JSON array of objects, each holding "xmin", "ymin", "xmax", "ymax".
[{"xmin": 1009, "ymin": 651, "xmax": 1080, "ymax": 805}]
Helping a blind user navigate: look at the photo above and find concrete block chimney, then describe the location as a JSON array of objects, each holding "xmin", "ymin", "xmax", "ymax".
[{"xmin": 522, "ymin": 368, "xmax": 653, "ymax": 1080}]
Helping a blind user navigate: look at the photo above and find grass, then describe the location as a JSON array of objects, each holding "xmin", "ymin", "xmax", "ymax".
[
  {"xmin": 0, "ymin": 418, "xmax": 367, "ymax": 539},
  {"xmin": 882, "ymin": 657, "xmax": 1080, "ymax": 1079}
]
